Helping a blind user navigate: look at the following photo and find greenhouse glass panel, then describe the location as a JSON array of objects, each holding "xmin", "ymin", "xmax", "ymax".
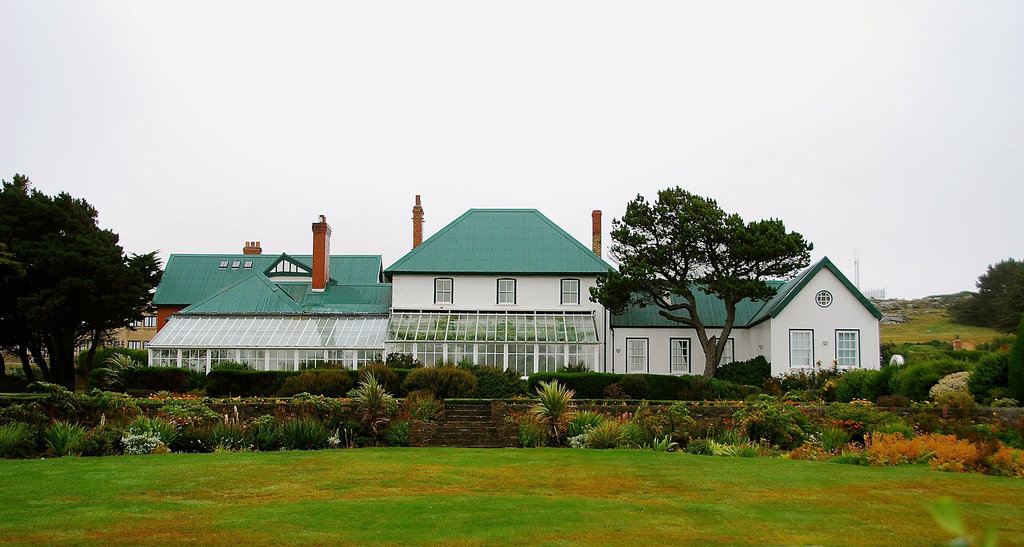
[
  {"xmin": 382, "ymin": 312, "xmax": 597, "ymax": 346},
  {"xmin": 149, "ymin": 316, "xmax": 389, "ymax": 349}
]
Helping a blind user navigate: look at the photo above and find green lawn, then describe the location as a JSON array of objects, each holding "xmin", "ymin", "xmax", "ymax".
[
  {"xmin": 881, "ymin": 307, "xmax": 1004, "ymax": 348},
  {"xmin": 1, "ymin": 449, "xmax": 1022, "ymax": 545}
]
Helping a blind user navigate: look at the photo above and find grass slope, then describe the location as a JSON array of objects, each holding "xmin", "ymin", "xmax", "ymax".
[
  {"xmin": 2, "ymin": 449, "xmax": 1023, "ymax": 545},
  {"xmin": 881, "ymin": 308, "xmax": 1002, "ymax": 348}
]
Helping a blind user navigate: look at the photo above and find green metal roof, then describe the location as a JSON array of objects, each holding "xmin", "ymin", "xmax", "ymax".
[
  {"xmin": 178, "ymin": 273, "xmax": 392, "ymax": 316},
  {"xmin": 384, "ymin": 209, "xmax": 614, "ymax": 277},
  {"xmin": 613, "ymin": 257, "xmax": 883, "ymax": 328},
  {"xmin": 153, "ymin": 254, "xmax": 383, "ymax": 306},
  {"xmin": 611, "ymin": 282, "xmax": 783, "ymax": 328}
]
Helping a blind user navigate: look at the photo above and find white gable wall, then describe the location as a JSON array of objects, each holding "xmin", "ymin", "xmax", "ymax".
[{"xmin": 767, "ymin": 268, "xmax": 880, "ymax": 375}]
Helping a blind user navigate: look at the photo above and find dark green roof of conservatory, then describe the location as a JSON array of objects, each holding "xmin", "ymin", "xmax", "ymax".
[
  {"xmin": 385, "ymin": 209, "xmax": 614, "ymax": 277},
  {"xmin": 153, "ymin": 254, "xmax": 383, "ymax": 306}
]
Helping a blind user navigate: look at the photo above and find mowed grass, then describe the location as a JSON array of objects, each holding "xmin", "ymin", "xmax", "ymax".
[
  {"xmin": 881, "ymin": 307, "xmax": 1003, "ymax": 348},
  {"xmin": 1, "ymin": 449, "xmax": 1023, "ymax": 545}
]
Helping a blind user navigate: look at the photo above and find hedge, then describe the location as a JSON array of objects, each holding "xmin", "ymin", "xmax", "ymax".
[
  {"xmin": 87, "ymin": 366, "xmax": 196, "ymax": 393},
  {"xmin": 76, "ymin": 347, "xmax": 149, "ymax": 371},
  {"xmin": 715, "ymin": 356, "xmax": 771, "ymax": 387},
  {"xmin": 525, "ymin": 372, "xmax": 757, "ymax": 401},
  {"xmin": 205, "ymin": 368, "xmax": 417, "ymax": 397}
]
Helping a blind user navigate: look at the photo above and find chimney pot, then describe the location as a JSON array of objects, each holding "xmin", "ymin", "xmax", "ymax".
[{"xmin": 591, "ymin": 210, "xmax": 602, "ymax": 257}]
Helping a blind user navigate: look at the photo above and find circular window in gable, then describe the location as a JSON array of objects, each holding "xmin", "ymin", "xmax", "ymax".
[{"xmin": 815, "ymin": 290, "xmax": 833, "ymax": 307}]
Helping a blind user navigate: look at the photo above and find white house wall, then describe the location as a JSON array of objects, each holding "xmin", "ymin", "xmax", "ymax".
[
  {"xmin": 767, "ymin": 268, "xmax": 881, "ymax": 375},
  {"xmin": 610, "ymin": 326, "xmax": 755, "ymax": 376},
  {"xmin": 390, "ymin": 274, "xmax": 603, "ymax": 312}
]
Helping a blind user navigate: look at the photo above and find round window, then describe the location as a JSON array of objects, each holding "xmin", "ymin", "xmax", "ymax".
[{"xmin": 815, "ymin": 290, "xmax": 833, "ymax": 308}]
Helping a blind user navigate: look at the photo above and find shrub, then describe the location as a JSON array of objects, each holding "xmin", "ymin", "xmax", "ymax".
[
  {"xmin": 529, "ymin": 373, "xmax": 620, "ymax": 399},
  {"xmin": 122, "ymin": 434, "xmax": 168, "ymax": 455},
  {"xmin": 0, "ymin": 422, "xmax": 37, "ymax": 459},
  {"xmin": 385, "ymin": 353, "xmax": 422, "ymax": 369},
  {"xmin": 602, "ymin": 383, "xmax": 629, "ymax": 399},
  {"xmin": 92, "ymin": 353, "xmax": 142, "ymax": 391},
  {"xmin": 968, "ymin": 352, "xmax": 1010, "ymax": 404},
  {"xmin": 210, "ymin": 361, "xmax": 251, "ymax": 372},
  {"xmin": 44, "ymin": 421, "xmax": 87, "ymax": 456},
  {"xmin": 80, "ymin": 424, "xmax": 125, "ymax": 456},
  {"xmin": 618, "ymin": 375, "xmax": 648, "ymax": 399},
  {"xmin": 890, "ymin": 359, "xmax": 970, "ymax": 401},
  {"xmin": 277, "ymin": 418, "xmax": 331, "ymax": 450},
  {"xmin": 559, "ymin": 363, "xmax": 591, "ymax": 373},
  {"xmin": 384, "ymin": 420, "xmax": 409, "ymax": 447},
  {"xmin": 359, "ymin": 364, "xmax": 402, "ymax": 396},
  {"xmin": 209, "ymin": 423, "xmax": 248, "ymax": 451},
  {"xmin": 875, "ymin": 394, "xmax": 911, "ymax": 407},
  {"xmin": 168, "ymin": 425, "xmax": 213, "ymax": 453},
  {"xmin": 246, "ymin": 415, "xmax": 280, "ymax": 452},
  {"xmin": 976, "ymin": 335, "xmax": 1016, "ymax": 352},
  {"xmin": 206, "ymin": 370, "xmax": 296, "ymax": 397},
  {"xmin": 873, "ymin": 420, "xmax": 914, "ymax": 440},
  {"xmin": 1008, "ymin": 315, "xmax": 1024, "ymax": 402},
  {"xmin": 404, "ymin": 392, "xmax": 443, "ymax": 422},
  {"xmin": 532, "ymin": 380, "xmax": 576, "ymax": 446},
  {"xmin": 991, "ymin": 397, "xmax": 1019, "ymax": 407},
  {"xmin": 471, "ymin": 366, "xmax": 523, "ymax": 398},
  {"xmin": 76, "ymin": 347, "xmax": 148, "ymax": 374},
  {"xmin": 834, "ymin": 369, "xmax": 888, "ymax": 403},
  {"xmin": 157, "ymin": 398, "xmax": 220, "ymax": 427},
  {"xmin": 91, "ymin": 366, "xmax": 195, "ymax": 394},
  {"xmin": 402, "ymin": 366, "xmax": 477, "ymax": 399},
  {"xmin": 684, "ymin": 439, "xmax": 714, "ymax": 455},
  {"xmin": 586, "ymin": 420, "xmax": 628, "ymax": 449},
  {"xmin": 929, "ymin": 371, "xmax": 972, "ymax": 401},
  {"xmin": 566, "ymin": 411, "xmax": 605, "ymax": 439},
  {"xmin": 516, "ymin": 413, "xmax": 545, "ymax": 448},
  {"xmin": 733, "ymin": 397, "xmax": 809, "ymax": 450},
  {"xmin": 820, "ymin": 427, "xmax": 851, "ymax": 452},
  {"xmin": 715, "ymin": 356, "xmax": 771, "ymax": 387},
  {"xmin": 278, "ymin": 371, "xmax": 356, "ymax": 398},
  {"xmin": 351, "ymin": 374, "xmax": 398, "ymax": 445},
  {"xmin": 128, "ymin": 416, "xmax": 180, "ymax": 447}
]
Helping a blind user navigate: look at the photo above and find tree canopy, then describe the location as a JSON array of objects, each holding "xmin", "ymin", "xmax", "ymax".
[
  {"xmin": 590, "ymin": 187, "xmax": 812, "ymax": 377},
  {"xmin": 949, "ymin": 259, "xmax": 1024, "ymax": 334},
  {"xmin": 0, "ymin": 174, "xmax": 161, "ymax": 389}
]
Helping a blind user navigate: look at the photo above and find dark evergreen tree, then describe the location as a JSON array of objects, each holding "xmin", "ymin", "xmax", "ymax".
[
  {"xmin": 0, "ymin": 174, "xmax": 161, "ymax": 389},
  {"xmin": 950, "ymin": 259, "xmax": 1024, "ymax": 333},
  {"xmin": 1008, "ymin": 314, "xmax": 1024, "ymax": 402},
  {"xmin": 590, "ymin": 187, "xmax": 811, "ymax": 377}
]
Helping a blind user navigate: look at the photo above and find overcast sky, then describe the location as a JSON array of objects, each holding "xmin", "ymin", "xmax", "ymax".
[{"xmin": 2, "ymin": 1, "xmax": 1021, "ymax": 299}]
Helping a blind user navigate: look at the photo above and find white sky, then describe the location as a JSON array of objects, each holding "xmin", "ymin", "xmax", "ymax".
[{"xmin": 2, "ymin": 1, "xmax": 1021, "ymax": 299}]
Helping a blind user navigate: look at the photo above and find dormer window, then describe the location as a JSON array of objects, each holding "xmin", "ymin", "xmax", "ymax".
[{"xmin": 219, "ymin": 261, "xmax": 228, "ymax": 269}]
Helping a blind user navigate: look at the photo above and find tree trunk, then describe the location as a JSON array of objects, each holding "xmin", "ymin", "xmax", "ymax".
[
  {"xmin": 28, "ymin": 343, "xmax": 52, "ymax": 382},
  {"xmin": 18, "ymin": 346, "xmax": 35, "ymax": 382},
  {"xmin": 83, "ymin": 330, "xmax": 101, "ymax": 372},
  {"xmin": 703, "ymin": 346, "xmax": 720, "ymax": 378},
  {"xmin": 45, "ymin": 335, "xmax": 77, "ymax": 391}
]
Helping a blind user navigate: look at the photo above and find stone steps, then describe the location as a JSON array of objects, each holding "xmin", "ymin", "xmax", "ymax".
[{"xmin": 409, "ymin": 402, "xmax": 517, "ymax": 448}]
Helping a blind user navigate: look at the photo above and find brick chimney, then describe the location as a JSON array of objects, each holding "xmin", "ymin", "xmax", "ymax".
[
  {"xmin": 591, "ymin": 210, "xmax": 602, "ymax": 257},
  {"xmin": 312, "ymin": 215, "xmax": 331, "ymax": 292},
  {"xmin": 412, "ymin": 195, "xmax": 424, "ymax": 249},
  {"xmin": 243, "ymin": 241, "xmax": 262, "ymax": 255}
]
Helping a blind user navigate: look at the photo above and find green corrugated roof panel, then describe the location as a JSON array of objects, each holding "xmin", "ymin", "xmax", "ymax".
[
  {"xmin": 614, "ymin": 257, "xmax": 883, "ymax": 328},
  {"xmin": 298, "ymin": 284, "xmax": 392, "ymax": 314},
  {"xmin": 181, "ymin": 274, "xmax": 303, "ymax": 315},
  {"xmin": 385, "ymin": 209, "xmax": 614, "ymax": 276},
  {"xmin": 611, "ymin": 282, "xmax": 782, "ymax": 328},
  {"xmin": 153, "ymin": 254, "xmax": 383, "ymax": 305}
]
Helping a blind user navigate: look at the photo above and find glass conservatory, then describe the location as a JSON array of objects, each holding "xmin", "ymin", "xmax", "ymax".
[
  {"xmin": 148, "ymin": 315, "xmax": 387, "ymax": 372},
  {"xmin": 385, "ymin": 311, "xmax": 600, "ymax": 374}
]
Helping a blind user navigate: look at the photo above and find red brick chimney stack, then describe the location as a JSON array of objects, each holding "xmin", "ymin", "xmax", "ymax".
[
  {"xmin": 312, "ymin": 215, "xmax": 331, "ymax": 292},
  {"xmin": 243, "ymin": 241, "xmax": 262, "ymax": 255},
  {"xmin": 412, "ymin": 195, "xmax": 424, "ymax": 249},
  {"xmin": 592, "ymin": 210, "xmax": 602, "ymax": 257}
]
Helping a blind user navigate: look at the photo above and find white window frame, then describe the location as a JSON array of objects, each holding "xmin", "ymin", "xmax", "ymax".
[
  {"xmin": 669, "ymin": 338, "xmax": 689, "ymax": 374},
  {"xmin": 143, "ymin": 316, "xmax": 157, "ymax": 328},
  {"xmin": 497, "ymin": 278, "xmax": 516, "ymax": 305},
  {"xmin": 836, "ymin": 330, "xmax": 860, "ymax": 367},
  {"xmin": 434, "ymin": 278, "xmax": 453, "ymax": 304},
  {"xmin": 790, "ymin": 329, "xmax": 814, "ymax": 368},
  {"xmin": 718, "ymin": 338, "xmax": 735, "ymax": 366},
  {"xmin": 560, "ymin": 279, "xmax": 580, "ymax": 305},
  {"xmin": 626, "ymin": 338, "xmax": 648, "ymax": 373}
]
